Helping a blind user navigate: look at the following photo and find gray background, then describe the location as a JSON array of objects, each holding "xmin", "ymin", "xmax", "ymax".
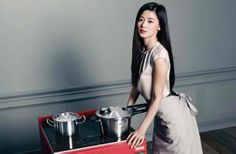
[
  {"xmin": 0, "ymin": 0, "xmax": 235, "ymax": 95},
  {"xmin": 0, "ymin": 0, "xmax": 236, "ymax": 153}
]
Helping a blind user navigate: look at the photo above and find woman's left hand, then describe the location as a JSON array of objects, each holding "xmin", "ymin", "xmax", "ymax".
[{"xmin": 126, "ymin": 129, "xmax": 145, "ymax": 148}]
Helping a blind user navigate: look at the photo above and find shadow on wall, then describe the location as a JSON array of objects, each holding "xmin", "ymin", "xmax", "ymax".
[{"xmin": 48, "ymin": 40, "xmax": 92, "ymax": 90}]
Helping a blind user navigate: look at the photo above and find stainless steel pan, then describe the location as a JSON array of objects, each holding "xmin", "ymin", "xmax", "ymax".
[{"xmin": 96, "ymin": 103, "xmax": 147, "ymax": 138}]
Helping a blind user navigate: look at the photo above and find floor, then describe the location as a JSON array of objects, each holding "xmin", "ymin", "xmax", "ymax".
[
  {"xmin": 200, "ymin": 126, "xmax": 236, "ymax": 154},
  {"xmin": 147, "ymin": 126, "xmax": 236, "ymax": 154}
]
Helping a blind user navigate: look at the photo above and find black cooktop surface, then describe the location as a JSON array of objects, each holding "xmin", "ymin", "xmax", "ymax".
[{"xmin": 42, "ymin": 115, "xmax": 131, "ymax": 152}]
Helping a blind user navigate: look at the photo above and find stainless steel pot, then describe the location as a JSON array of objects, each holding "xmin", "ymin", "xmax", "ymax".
[
  {"xmin": 96, "ymin": 103, "xmax": 147, "ymax": 138},
  {"xmin": 46, "ymin": 112, "xmax": 86, "ymax": 136}
]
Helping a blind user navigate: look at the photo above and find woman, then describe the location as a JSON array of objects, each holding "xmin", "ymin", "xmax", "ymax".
[{"xmin": 126, "ymin": 2, "xmax": 203, "ymax": 154}]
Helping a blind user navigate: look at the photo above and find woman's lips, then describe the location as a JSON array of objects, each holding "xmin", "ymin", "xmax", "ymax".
[{"xmin": 139, "ymin": 29, "xmax": 147, "ymax": 34}]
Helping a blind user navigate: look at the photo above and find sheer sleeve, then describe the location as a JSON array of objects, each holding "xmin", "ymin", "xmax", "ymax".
[{"xmin": 152, "ymin": 46, "xmax": 170, "ymax": 63}]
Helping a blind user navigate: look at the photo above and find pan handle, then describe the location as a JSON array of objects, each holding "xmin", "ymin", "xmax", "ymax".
[
  {"xmin": 126, "ymin": 103, "xmax": 148, "ymax": 116},
  {"xmin": 90, "ymin": 116, "xmax": 104, "ymax": 136},
  {"xmin": 46, "ymin": 119, "xmax": 55, "ymax": 127}
]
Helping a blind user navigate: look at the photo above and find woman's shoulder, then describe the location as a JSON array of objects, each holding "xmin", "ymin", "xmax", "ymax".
[{"xmin": 152, "ymin": 42, "xmax": 169, "ymax": 61}]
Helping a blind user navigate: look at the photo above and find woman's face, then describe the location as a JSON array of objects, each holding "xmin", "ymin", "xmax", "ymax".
[{"xmin": 137, "ymin": 10, "xmax": 160, "ymax": 40}]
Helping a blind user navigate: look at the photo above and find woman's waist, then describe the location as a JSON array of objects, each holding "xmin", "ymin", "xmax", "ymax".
[
  {"xmin": 144, "ymin": 91, "xmax": 172, "ymax": 103},
  {"xmin": 156, "ymin": 91, "xmax": 199, "ymax": 116}
]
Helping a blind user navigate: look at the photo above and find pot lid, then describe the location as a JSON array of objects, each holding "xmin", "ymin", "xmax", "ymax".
[
  {"xmin": 96, "ymin": 106, "xmax": 131, "ymax": 119},
  {"xmin": 53, "ymin": 112, "xmax": 79, "ymax": 122}
]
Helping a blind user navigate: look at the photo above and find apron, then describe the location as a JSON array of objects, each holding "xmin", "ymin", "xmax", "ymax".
[{"xmin": 152, "ymin": 91, "xmax": 203, "ymax": 154}]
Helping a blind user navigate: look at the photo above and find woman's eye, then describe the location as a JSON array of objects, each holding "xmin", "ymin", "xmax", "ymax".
[
  {"xmin": 138, "ymin": 18, "xmax": 144, "ymax": 22},
  {"xmin": 148, "ymin": 20, "xmax": 154, "ymax": 23}
]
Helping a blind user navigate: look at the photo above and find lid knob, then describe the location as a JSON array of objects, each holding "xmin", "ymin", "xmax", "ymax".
[{"xmin": 99, "ymin": 107, "xmax": 111, "ymax": 115}]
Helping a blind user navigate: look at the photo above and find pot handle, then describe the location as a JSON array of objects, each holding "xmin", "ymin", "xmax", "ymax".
[
  {"xmin": 76, "ymin": 115, "xmax": 86, "ymax": 124},
  {"xmin": 94, "ymin": 118, "xmax": 104, "ymax": 136},
  {"xmin": 89, "ymin": 116, "xmax": 104, "ymax": 136},
  {"xmin": 46, "ymin": 119, "xmax": 55, "ymax": 127},
  {"xmin": 126, "ymin": 103, "xmax": 148, "ymax": 116}
]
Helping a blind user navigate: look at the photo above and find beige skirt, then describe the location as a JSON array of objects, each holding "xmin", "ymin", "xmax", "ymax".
[{"xmin": 152, "ymin": 93, "xmax": 203, "ymax": 154}]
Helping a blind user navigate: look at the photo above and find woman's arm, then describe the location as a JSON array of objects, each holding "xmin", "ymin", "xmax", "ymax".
[
  {"xmin": 127, "ymin": 58, "xmax": 169, "ymax": 148},
  {"xmin": 127, "ymin": 85, "xmax": 140, "ymax": 106}
]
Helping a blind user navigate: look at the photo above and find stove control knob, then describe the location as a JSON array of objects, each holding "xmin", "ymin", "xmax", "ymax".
[{"xmin": 100, "ymin": 107, "xmax": 111, "ymax": 115}]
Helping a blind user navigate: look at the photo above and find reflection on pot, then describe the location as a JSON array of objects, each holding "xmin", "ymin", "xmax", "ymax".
[{"xmin": 55, "ymin": 133, "xmax": 79, "ymax": 150}]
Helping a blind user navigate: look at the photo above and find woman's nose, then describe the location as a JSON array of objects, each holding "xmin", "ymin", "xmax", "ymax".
[{"xmin": 141, "ymin": 21, "xmax": 147, "ymax": 27}]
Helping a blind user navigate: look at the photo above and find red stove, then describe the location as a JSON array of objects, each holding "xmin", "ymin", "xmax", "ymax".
[{"xmin": 38, "ymin": 109, "xmax": 147, "ymax": 154}]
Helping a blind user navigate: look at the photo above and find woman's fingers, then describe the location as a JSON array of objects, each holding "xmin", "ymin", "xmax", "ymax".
[
  {"xmin": 132, "ymin": 134, "xmax": 144, "ymax": 148},
  {"xmin": 127, "ymin": 132, "xmax": 136, "ymax": 145},
  {"xmin": 127, "ymin": 131, "xmax": 145, "ymax": 148},
  {"xmin": 138, "ymin": 137, "xmax": 144, "ymax": 146},
  {"xmin": 127, "ymin": 132, "xmax": 133, "ymax": 141},
  {"xmin": 131, "ymin": 133, "xmax": 139, "ymax": 148}
]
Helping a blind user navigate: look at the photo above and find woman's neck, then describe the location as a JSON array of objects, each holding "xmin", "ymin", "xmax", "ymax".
[{"xmin": 143, "ymin": 38, "xmax": 158, "ymax": 50}]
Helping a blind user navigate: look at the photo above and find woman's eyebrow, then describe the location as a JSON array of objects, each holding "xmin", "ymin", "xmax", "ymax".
[
  {"xmin": 140, "ymin": 16, "xmax": 156, "ymax": 20},
  {"xmin": 147, "ymin": 17, "xmax": 156, "ymax": 20}
]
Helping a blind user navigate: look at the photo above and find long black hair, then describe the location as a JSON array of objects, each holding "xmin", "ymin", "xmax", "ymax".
[{"xmin": 131, "ymin": 2, "xmax": 175, "ymax": 91}]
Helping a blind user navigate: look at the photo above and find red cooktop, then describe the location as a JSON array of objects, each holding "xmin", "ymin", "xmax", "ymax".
[{"xmin": 38, "ymin": 110, "xmax": 147, "ymax": 154}]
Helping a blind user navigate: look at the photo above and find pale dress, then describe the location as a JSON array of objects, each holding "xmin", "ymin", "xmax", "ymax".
[{"xmin": 137, "ymin": 42, "xmax": 203, "ymax": 154}]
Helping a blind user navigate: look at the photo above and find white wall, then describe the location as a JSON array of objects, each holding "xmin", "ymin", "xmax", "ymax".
[{"xmin": 0, "ymin": 0, "xmax": 236, "ymax": 153}]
